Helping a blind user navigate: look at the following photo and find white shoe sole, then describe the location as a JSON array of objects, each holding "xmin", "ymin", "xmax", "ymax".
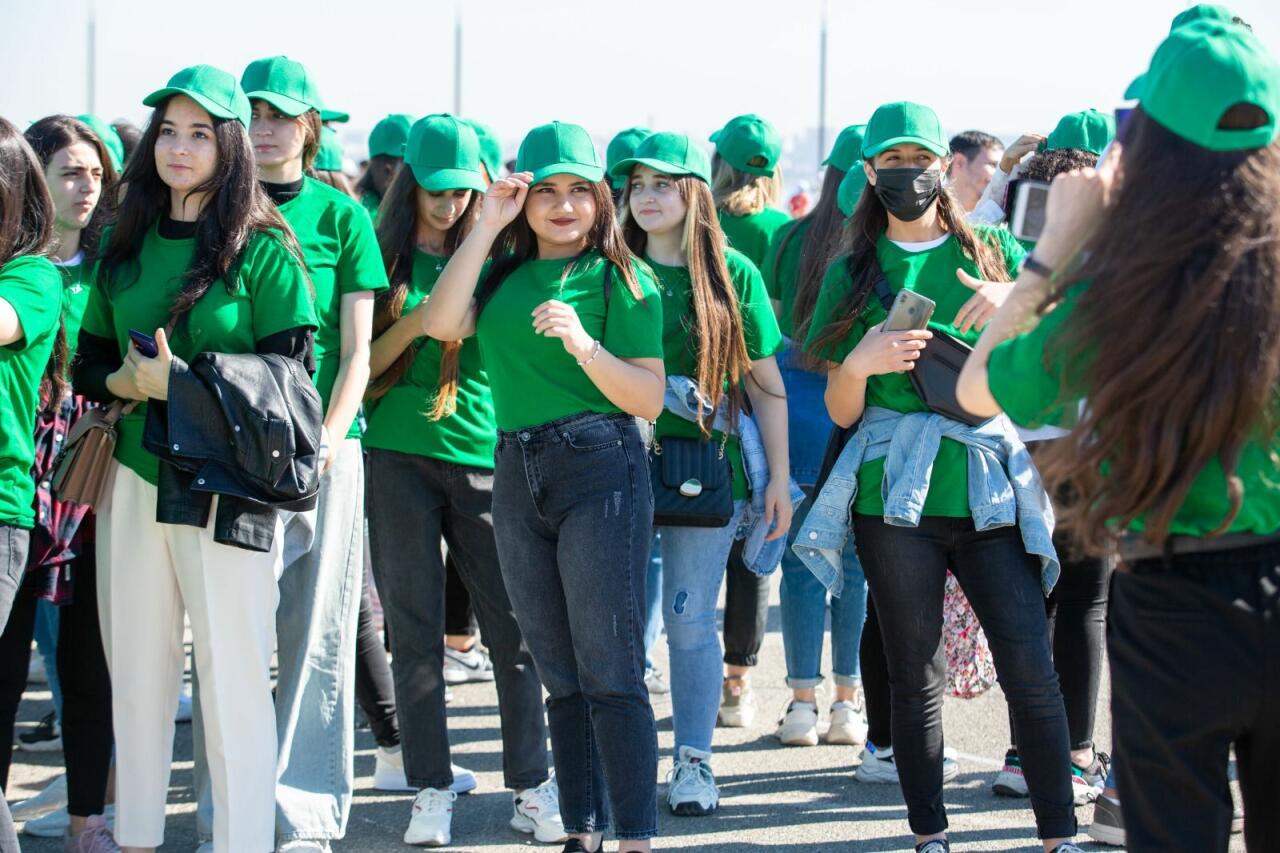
[
  {"xmin": 1087, "ymin": 822, "xmax": 1126, "ymax": 846},
  {"xmin": 717, "ymin": 707, "xmax": 755, "ymax": 728},
  {"xmin": 776, "ymin": 724, "xmax": 819, "ymax": 746},
  {"xmin": 825, "ymin": 722, "xmax": 868, "ymax": 745},
  {"xmin": 510, "ymin": 812, "xmax": 568, "ymax": 843},
  {"xmin": 403, "ymin": 829, "xmax": 450, "ymax": 847},
  {"xmin": 10, "ymin": 782, "xmax": 67, "ymax": 821},
  {"xmin": 442, "ymin": 666, "xmax": 495, "ymax": 685},
  {"xmin": 992, "ymin": 770, "xmax": 1028, "ymax": 798},
  {"xmin": 855, "ymin": 763, "xmax": 899, "ymax": 784}
]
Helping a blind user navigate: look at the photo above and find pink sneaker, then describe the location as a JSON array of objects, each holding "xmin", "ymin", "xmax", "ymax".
[{"xmin": 63, "ymin": 815, "xmax": 120, "ymax": 853}]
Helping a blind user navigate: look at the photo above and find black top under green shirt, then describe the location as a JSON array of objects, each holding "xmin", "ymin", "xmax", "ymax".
[
  {"xmin": 81, "ymin": 224, "xmax": 319, "ymax": 486},
  {"xmin": 989, "ymin": 285, "xmax": 1280, "ymax": 538},
  {"xmin": 718, "ymin": 208, "xmax": 792, "ymax": 271},
  {"xmin": 805, "ymin": 226, "xmax": 1025, "ymax": 518},
  {"xmin": 650, "ymin": 248, "xmax": 783, "ymax": 500},
  {"xmin": 474, "ymin": 251, "xmax": 664, "ymax": 432},
  {"xmin": 363, "ymin": 251, "xmax": 497, "ymax": 469},
  {"xmin": 274, "ymin": 176, "xmax": 389, "ymax": 438},
  {"xmin": 0, "ymin": 256, "xmax": 63, "ymax": 528},
  {"xmin": 761, "ymin": 217, "xmax": 812, "ymax": 339}
]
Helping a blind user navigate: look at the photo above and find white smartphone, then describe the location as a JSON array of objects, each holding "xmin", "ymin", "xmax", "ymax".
[
  {"xmin": 883, "ymin": 289, "xmax": 936, "ymax": 332},
  {"xmin": 1009, "ymin": 179, "xmax": 1051, "ymax": 243}
]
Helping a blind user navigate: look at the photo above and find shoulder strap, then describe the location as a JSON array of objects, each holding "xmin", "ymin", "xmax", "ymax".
[{"xmin": 843, "ymin": 254, "xmax": 896, "ymax": 312}]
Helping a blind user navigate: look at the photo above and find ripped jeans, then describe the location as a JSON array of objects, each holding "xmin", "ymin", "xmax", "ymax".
[{"xmin": 656, "ymin": 500, "xmax": 748, "ymax": 757}]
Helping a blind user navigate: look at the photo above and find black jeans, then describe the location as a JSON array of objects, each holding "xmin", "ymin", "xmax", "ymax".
[
  {"xmin": 1009, "ymin": 538, "xmax": 1112, "ymax": 753},
  {"xmin": 1110, "ymin": 543, "xmax": 1280, "ymax": 853},
  {"xmin": 444, "ymin": 555, "xmax": 477, "ymax": 637},
  {"xmin": 722, "ymin": 540, "xmax": 769, "ymax": 667},
  {"xmin": 0, "ymin": 548, "xmax": 113, "ymax": 818},
  {"xmin": 493, "ymin": 412, "xmax": 658, "ymax": 840},
  {"xmin": 853, "ymin": 514, "xmax": 1075, "ymax": 839},
  {"xmin": 354, "ymin": 534, "xmax": 399, "ymax": 749},
  {"xmin": 861, "ymin": 593, "xmax": 893, "ymax": 748},
  {"xmin": 0, "ymin": 527, "xmax": 30, "ymax": 852},
  {"xmin": 367, "ymin": 449, "xmax": 548, "ymax": 791}
]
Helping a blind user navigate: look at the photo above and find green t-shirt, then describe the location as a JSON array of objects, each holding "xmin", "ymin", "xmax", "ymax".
[
  {"xmin": 363, "ymin": 251, "xmax": 497, "ymax": 469},
  {"xmin": 55, "ymin": 256, "xmax": 92, "ymax": 366},
  {"xmin": 989, "ymin": 286, "xmax": 1280, "ymax": 537},
  {"xmin": 0, "ymin": 256, "xmax": 63, "ymax": 528},
  {"xmin": 649, "ymin": 248, "xmax": 784, "ymax": 500},
  {"xmin": 474, "ymin": 252, "xmax": 664, "ymax": 431},
  {"xmin": 277, "ymin": 177, "xmax": 389, "ymax": 438},
  {"xmin": 718, "ymin": 207, "xmax": 792, "ymax": 271},
  {"xmin": 360, "ymin": 192, "xmax": 381, "ymax": 223},
  {"xmin": 805, "ymin": 227, "xmax": 1025, "ymax": 517},
  {"xmin": 81, "ymin": 224, "xmax": 319, "ymax": 486},
  {"xmin": 761, "ymin": 218, "xmax": 811, "ymax": 339}
]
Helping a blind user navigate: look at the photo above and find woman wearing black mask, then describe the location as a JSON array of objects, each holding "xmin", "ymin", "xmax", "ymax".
[{"xmin": 801, "ymin": 101, "xmax": 1078, "ymax": 852}]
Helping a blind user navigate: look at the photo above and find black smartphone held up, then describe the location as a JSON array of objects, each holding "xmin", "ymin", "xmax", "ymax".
[
  {"xmin": 1008, "ymin": 179, "xmax": 1052, "ymax": 244},
  {"xmin": 883, "ymin": 289, "xmax": 936, "ymax": 332},
  {"xmin": 128, "ymin": 329, "xmax": 159, "ymax": 358}
]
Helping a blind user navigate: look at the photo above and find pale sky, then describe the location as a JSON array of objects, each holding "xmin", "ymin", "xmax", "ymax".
[{"xmin": 3, "ymin": 0, "xmax": 1279, "ymax": 180}]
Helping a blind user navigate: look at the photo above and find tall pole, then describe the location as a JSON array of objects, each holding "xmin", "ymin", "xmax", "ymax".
[
  {"xmin": 86, "ymin": 1, "xmax": 97, "ymax": 114},
  {"xmin": 817, "ymin": 0, "xmax": 828, "ymax": 169},
  {"xmin": 453, "ymin": 11, "xmax": 463, "ymax": 115}
]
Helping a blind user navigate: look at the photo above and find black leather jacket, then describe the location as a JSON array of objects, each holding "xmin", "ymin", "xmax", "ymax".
[{"xmin": 142, "ymin": 352, "xmax": 323, "ymax": 552}]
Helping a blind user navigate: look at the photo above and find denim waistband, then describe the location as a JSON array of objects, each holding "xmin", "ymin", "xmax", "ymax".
[{"xmin": 497, "ymin": 410, "xmax": 638, "ymax": 448}]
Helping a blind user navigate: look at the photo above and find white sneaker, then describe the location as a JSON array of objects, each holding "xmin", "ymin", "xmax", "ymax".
[
  {"xmin": 24, "ymin": 803, "xmax": 114, "ymax": 838},
  {"xmin": 373, "ymin": 746, "xmax": 477, "ymax": 795},
  {"xmin": 510, "ymin": 776, "xmax": 567, "ymax": 843},
  {"xmin": 826, "ymin": 699, "xmax": 869, "ymax": 745},
  {"xmin": 11, "ymin": 774, "xmax": 67, "ymax": 820},
  {"xmin": 665, "ymin": 745, "xmax": 719, "ymax": 816},
  {"xmin": 856, "ymin": 744, "xmax": 958, "ymax": 784},
  {"xmin": 404, "ymin": 788, "xmax": 455, "ymax": 847},
  {"xmin": 443, "ymin": 646, "xmax": 494, "ymax": 684},
  {"xmin": 716, "ymin": 678, "xmax": 755, "ymax": 728},
  {"xmin": 277, "ymin": 841, "xmax": 330, "ymax": 852},
  {"xmin": 644, "ymin": 668, "xmax": 670, "ymax": 695},
  {"xmin": 776, "ymin": 701, "xmax": 819, "ymax": 746}
]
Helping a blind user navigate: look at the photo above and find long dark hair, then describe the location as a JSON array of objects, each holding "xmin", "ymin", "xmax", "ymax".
[
  {"xmin": 355, "ymin": 154, "xmax": 397, "ymax": 204},
  {"xmin": 620, "ymin": 174, "xmax": 750, "ymax": 433},
  {"xmin": 0, "ymin": 117, "xmax": 67, "ymax": 406},
  {"xmin": 785, "ymin": 164, "xmax": 848, "ymax": 347},
  {"xmin": 474, "ymin": 179, "xmax": 645, "ymax": 316},
  {"xmin": 369, "ymin": 163, "xmax": 479, "ymax": 413},
  {"xmin": 807, "ymin": 168, "xmax": 1011, "ymax": 359},
  {"xmin": 1035, "ymin": 106, "xmax": 1280, "ymax": 550},
  {"xmin": 24, "ymin": 115, "xmax": 119, "ymax": 264},
  {"xmin": 97, "ymin": 95, "xmax": 304, "ymax": 322}
]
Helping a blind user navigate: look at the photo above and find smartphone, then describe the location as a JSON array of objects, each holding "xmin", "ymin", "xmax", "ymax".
[
  {"xmin": 883, "ymin": 289, "xmax": 936, "ymax": 332},
  {"xmin": 128, "ymin": 329, "xmax": 158, "ymax": 358},
  {"xmin": 1008, "ymin": 179, "xmax": 1051, "ymax": 243}
]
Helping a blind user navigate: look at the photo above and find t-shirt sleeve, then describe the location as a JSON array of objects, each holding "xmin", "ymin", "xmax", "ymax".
[
  {"xmin": 79, "ymin": 265, "xmax": 115, "ymax": 341},
  {"xmin": 335, "ymin": 203, "xmax": 390, "ymax": 295},
  {"xmin": 982, "ymin": 225, "xmax": 1027, "ymax": 278},
  {"xmin": 803, "ymin": 259, "xmax": 866, "ymax": 364},
  {"xmin": 730, "ymin": 253, "xmax": 783, "ymax": 361},
  {"xmin": 988, "ymin": 291, "xmax": 1079, "ymax": 429},
  {"xmin": 244, "ymin": 232, "xmax": 320, "ymax": 342},
  {"xmin": 602, "ymin": 261, "xmax": 664, "ymax": 360},
  {"xmin": 0, "ymin": 258, "xmax": 62, "ymax": 352}
]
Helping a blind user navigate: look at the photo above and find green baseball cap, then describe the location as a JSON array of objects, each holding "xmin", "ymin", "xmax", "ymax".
[
  {"xmin": 241, "ymin": 56, "xmax": 323, "ymax": 117},
  {"xmin": 1140, "ymin": 19, "xmax": 1280, "ymax": 152},
  {"xmin": 319, "ymin": 108, "xmax": 349, "ymax": 124},
  {"xmin": 605, "ymin": 127, "xmax": 651, "ymax": 189},
  {"xmin": 314, "ymin": 126, "xmax": 344, "ymax": 171},
  {"xmin": 1045, "ymin": 109, "xmax": 1116, "ymax": 155},
  {"xmin": 862, "ymin": 102, "xmax": 948, "ymax": 159},
  {"xmin": 1125, "ymin": 4, "xmax": 1246, "ymax": 99},
  {"xmin": 75, "ymin": 114, "xmax": 124, "ymax": 172},
  {"xmin": 609, "ymin": 131, "xmax": 712, "ymax": 184},
  {"xmin": 822, "ymin": 124, "xmax": 868, "ymax": 172},
  {"xmin": 367, "ymin": 113, "xmax": 414, "ymax": 159},
  {"xmin": 836, "ymin": 164, "xmax": 868, "ymax": 217},
  {"xmin": 142, "ymin": 64, "xmax": 252, "ymax": 127},
  {"xmin": 405, "ymin": 114, "xmax": 486, "ymax": 193},
  {"xmin": 708, "ymin": 113, "xmax": 758, "ymax": 143},
  {"xmin": 515, "ymin": 121, "xmax": 603, "ymax": 184},
  {"xmin": 713, "ymin": 114, "xmax": 781, "ymax": 177},
  {"xmin": 464, "ymin": 119, "xmax": 502, "ymax": 181}
]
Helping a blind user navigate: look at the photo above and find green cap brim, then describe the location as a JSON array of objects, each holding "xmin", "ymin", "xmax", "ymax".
[
  {"xmin": 608, "ymin": 156, "xmax": 709, "ymax": 184},
  {"xmin": 709, "ymin": 129, "xmax": 723, "ymax": 143},
  {"xmin": 1124, "ymin": 74, "xmax": 1145, "ymax": 101},
  {"xmin": 246, "ymin": 90, "xmax": 313, "ymax": 117},
  {"xmin": 530, "ymin": 163, "xmax": 604, "ymax": 184},
  {"xmin": 143, "ymin": 87, "xmax": 248, "ymax": 126},
  {"xmin": 862, "ymin": 135, "xmax": 949, "ymax": 159},
  {"xmin": 320, "ymin": 109, "xmax": 349, "ymax": 123},
  {"xmin": 409, "ymin": 163, "xmax": 487, "ymax": 193}
]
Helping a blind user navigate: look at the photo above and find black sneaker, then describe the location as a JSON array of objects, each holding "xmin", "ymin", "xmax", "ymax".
[
  {"xmin": 16, "ymin": 711, "xmax": 61, "ymax": 753},
  {"xmin": 561, "ymin": 840, "xmax": 602, "ymax": 853}
]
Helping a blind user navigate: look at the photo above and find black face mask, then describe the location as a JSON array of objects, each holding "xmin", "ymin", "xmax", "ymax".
[{"xmin": 872, "ymin": 167, "xmax": 943, "ymax": 222}]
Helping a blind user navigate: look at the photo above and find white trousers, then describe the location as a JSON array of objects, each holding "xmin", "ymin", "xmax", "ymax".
[{"xmin": 97, "ymin": 463, "xmax": 281, "ymax": 851}]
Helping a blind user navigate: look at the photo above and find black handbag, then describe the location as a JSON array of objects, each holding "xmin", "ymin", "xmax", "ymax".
[{"xmin": 650, "ymin": 434, "xmax": 733, "ymax": 527}]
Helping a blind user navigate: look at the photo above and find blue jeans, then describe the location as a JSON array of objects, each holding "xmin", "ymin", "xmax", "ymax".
[
  {"xmin": 779, "ymin": 492, "xmax": 867, "ymax": 689},
  {"xmin": 778, "ymin": 342, "xmax": 829, "ymax": 489},
  {"xmin": 643, "ymin": 536, "xmax": 663, "ymax": 672},
  {"xmin": 33, "ymin": 600, "xmax": 62, "ymax": 720},
  {"xmin": 493, "ymin": 412, "xmax": 658, "ymax": 841},
  {"xmin": 656, "ymin": 501, "xmax": 746, "ymax": 756}
]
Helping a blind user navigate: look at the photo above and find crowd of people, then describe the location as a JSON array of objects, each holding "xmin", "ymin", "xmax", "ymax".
[{"xmin": 0, "ymin": 3, "xmax": 1275, "ymax": 851}]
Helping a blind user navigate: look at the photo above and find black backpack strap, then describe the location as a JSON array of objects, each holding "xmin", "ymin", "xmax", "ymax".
[{"xmin": 843, "ymin": 254, "xmax": 895, "ymax": 312}]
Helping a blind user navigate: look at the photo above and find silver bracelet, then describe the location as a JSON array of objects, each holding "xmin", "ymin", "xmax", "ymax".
[{"xmin": 577, "ymin": 339, "xmax": 602, "ymax": 367}]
